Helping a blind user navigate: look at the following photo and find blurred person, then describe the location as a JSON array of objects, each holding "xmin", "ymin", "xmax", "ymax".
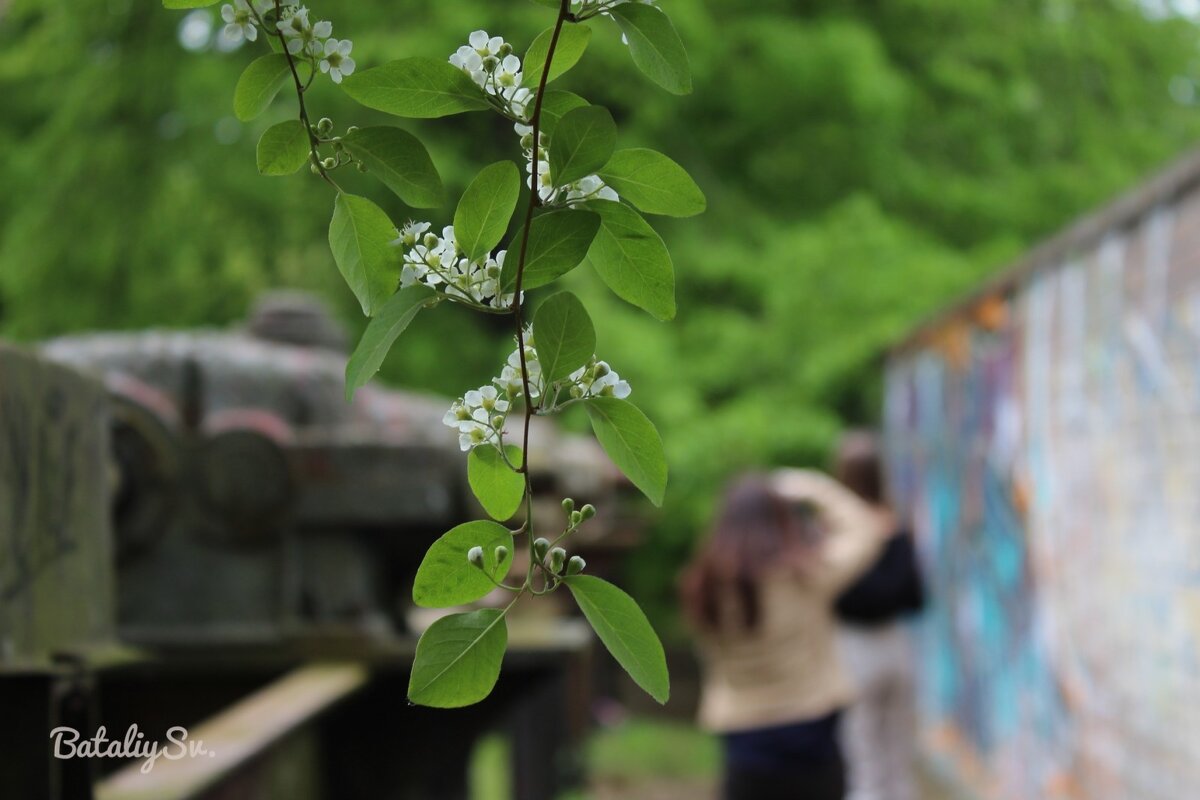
[
  {"xmin": 833, "ymin": 431, "xmax": 926, "ymax": 800},
  {"xmin": 680, "ymin": 470, "xmax": 889, "ymax": 800}
]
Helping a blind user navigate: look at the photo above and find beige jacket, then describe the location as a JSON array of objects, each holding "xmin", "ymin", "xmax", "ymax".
[{"xmin": 695, "ymin": 470, "xmax": 888, "ymax": 733}]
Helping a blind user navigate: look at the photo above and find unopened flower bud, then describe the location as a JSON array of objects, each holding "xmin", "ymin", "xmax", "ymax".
[
  {"xmin": 346, "ymin": 125, "xmax": 360, "ymax": 134},
  {"xmin": 491, "ymin": 415, "xmax": 505, "ymax": 428},
  {"xmin": 570, "ymin": 510, "xmax": 582, "ymax": 527},
  {"xmin": 333, "ymin": 139, "xmax": 344, "ymax": 152},
  {"xmin": 533, "ymin": 537, "xmax": 550, "ymax": 560},
  {"xmin": 317, "ymin": 117, "xmax": 334, "ymax": 135},
  {"xmin": 593, "ymin": 362, "xmax": 610, "ymax": 379},
  {"xmin": 566, "ymin": 555, "xmax": 586, "ymax": 576},
  {"xmin": 562, "ymin": 498, "xmax": 575, "ymax": 514},
  {"xmin": 424, "ymin": 233, "xmax": 440, "ymax": 248},
  {"xmin": 549, "ymin": 547, "xmax": 567, "ymax": 572},
  {"xmin": 467, "ymin": 546, "xmax": 485, "ymax": 569},
  {"xmin": 483, "ymin": 55, "xmax": 500, "ymax": 73},
  {"xmin": 494, "ymin": 545, "xmax": 510, "ymax": 565},
  {"xmin": 321, "ymin": 157, "xmax": 337, "ymax": 169},
  {"xmin": 520, "ymin": 133, "xmax": 535, "ymax": 151},
  {"xmin": 498, "ymin": 43, "xmax": 513, "ymax": 57},
  {"xmin": 569, "ymin": 386, "xmax": 583, "ymax": 399},
  {"xmin": 309, "ymin": 164, "xmax": 321, "ymax": 175},
  {"xmin": 580, "ymin": 504, "xmax": 596, "ymax": 520}
]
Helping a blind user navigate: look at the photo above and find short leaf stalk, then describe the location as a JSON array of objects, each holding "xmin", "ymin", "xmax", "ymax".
[{"xmin": 165, "ymin": 0, "xmax": 701, "ymax": 710}]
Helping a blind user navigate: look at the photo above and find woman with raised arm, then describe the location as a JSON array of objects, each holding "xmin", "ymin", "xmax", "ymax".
[{"xmin": 680, "ymin": 470, "xmax": 889, "ymax": 800}]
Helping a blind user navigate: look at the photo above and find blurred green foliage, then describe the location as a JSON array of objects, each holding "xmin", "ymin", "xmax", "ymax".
[{"xmin": 3, "ymin": 0, "xmax": 1200, "ymax": 622}]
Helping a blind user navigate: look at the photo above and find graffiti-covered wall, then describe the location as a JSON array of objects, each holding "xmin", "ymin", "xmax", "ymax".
[{"xmin": 886, "ymin": 154, "xmax": 1200, "ymax": 800}]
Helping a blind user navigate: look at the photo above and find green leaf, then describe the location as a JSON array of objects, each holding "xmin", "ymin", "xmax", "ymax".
[
  {"xmin": 565, "ymin": 575, "xmax": 669, "ymax": 704},
  {"xmin": 255, "ymin": 120, "xmax": 311, "ymax": 177},
  {"xmin": 609, "ymin": 4, "xmax": 692, "ymax": 95},
  {"xmin": 500, "ymin": 210, "xmax": 601, "ymax": 292},
  {"xmin": 341, "ymin": 58, "xmax": 490, "ymax": 119},
  {"xmin": 454, "ymin": 162, "xmax": 521, "ymax": 262},
  {"xmin": 234, "ymin": 54, "xmax": 293, "ymax": 122},
  {"xmin": 524, "ymin": 23, "xmax": 592, "ymax": 86},
  {"xmin": 341, "ymin": 127, "xmax": 443, "ymax": 209},
  {"xmin": 585, "ymin": 200, "xmax": 675, "ymax": 321},
  {"xmin": 585, "ymin": 397, "xmax": 667, "ymax": 506},
  {"xmin": 598, "ymin": 148, "xmax": 706, "ymax": 218},
  {"xmin": 328, "ymin": 194, "xmax": 400, "ymax": 317},
  {"xmin": 549, "ymin": 105, "xmax": 617, "ymax": 187},
  {"xmin": 163, "ymin": 0, "xmax": 218, "ymax": 7},
  {"xmin": 344, "ymin": 286, "xmax": 435, "ymax": 401},
  {"xmin": 534, "ymin": 292, "xmax": 596, "ymax": 384},
  {"xmin": 468, "ymin": 446, "xmax": 525, "ymax": 521},
  {"xmin": 413, "ymin": 521, "xmax": 513, "ymax": 609},
  {"xmin": 539, "ymin": 91, "xmax": 590, "ymax": 137},
  {"xmin": 408, "ymin": 609, "xmax": 508, "ymax": 708}
]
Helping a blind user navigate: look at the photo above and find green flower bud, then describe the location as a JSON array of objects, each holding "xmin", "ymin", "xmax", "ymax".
[
  {"xmin": 533, "ymin": 537, "xmax": 550, "ymax": 561},
  {"xmin": 321, "ymin": 157, "xmax": 337, "ymax": 170},
  {"xmin": 520, "ymin": 133, "xmax": 535, "ymax": 151},
  {"xmin": 467, "ymin": 546, "xmax": 485, "ymax": 569},
  {"xmin": 309, "ymin": 164, "xmax": 321, "ymax": 175},
  {"xmin": 549, "ymin": 547, "xmax": 567, "ymax": 573},
  {"xmin": 593, "ymin": 362, "xmax": 610, "ymax": 379},
  {"xmin": 317, "ymin": 117, "xmax": 334, "ymax": 135},
  {"xmin": 580, "ymin": 504, "xmax": 597, "ymax": 520},
  {"xmin": 566, "ymin": 555, "xmax": 586, "ymax": 576},
  {"xmin": 491, "ymin": 415, "xmax": 505, "ymax": 428},
  {"xmin": 570, "ymin": 510, "xmax": 583, "ymax": 527},
  {"xmin": 498, "ymin": 43, "xmax": 513, "ymax": 57},
  {"xmin": 346, "ymin": 125, "xmax": 360, "ymax": 134},
  {"xmin": 424, "ymin": 233, "xmax": 440, "ymax": 248},
  {"xmin": 333, "ymin": 140, "xmax": 345, "ymax": 152},
  {"xmin": 494, "ymin": 545, "xmax": 510, "ymax": 565},
  {"xmin": 562, "ymin": 498, "xmax": 575, "ymax": 514},
  {"xmin": 483, "ymin": 55, "xmax": 500, "ymax": 73}
]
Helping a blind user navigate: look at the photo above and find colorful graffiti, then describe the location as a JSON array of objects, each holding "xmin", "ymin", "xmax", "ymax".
[{"xmin": 886, "ymin": 198, "xmax": 1200, "ymax": 799}]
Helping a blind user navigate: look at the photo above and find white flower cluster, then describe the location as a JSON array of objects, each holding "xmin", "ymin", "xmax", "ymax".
[
  {"xmin": 444, "ymin": 386, "xmax": 510, "ymax": 452},
  {"xmin": 392, "ymin": 222, "xmax": 518, "ymax": 310},
  {"xmin": 276, "ymin": 5, "xmax": 354, "ymax": 83},
  {"xmin": 449, "ymin": 31, "xmax": 534, "ymax": 119},
  {"xmin": 444, "ymin": 328, "xmax": 632, "ymax": 452},
  {"xmin": 522, "ymin": 132, "xmax": 620, "ymax": 205}
]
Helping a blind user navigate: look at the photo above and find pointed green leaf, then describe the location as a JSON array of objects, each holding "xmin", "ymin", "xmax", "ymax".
[
  {"xmin": 344, "ymin": 286, "xmax": 436, "ymax": 401},
  {"xmin": 598, "ymin": 148, "xmax": 706, "ymax": 218},
  {"xmin": 341, "ymin": 58, "xmax": 490, "ymax": 119},
  {"xmin": 585, "ymin": 397, "xmax": 667, "ymax": 506},
  {"xmin": 501, "ymin": 210, "xmax": 601, "ymax": 292},
  {"xmin": 468, "ymin": 446, "xmax": 525, "ymax": 521},
  {"xmin": 609, "ymin": 4, "xmax": 692, "ymax": 95},
  {"xmin": 524, "ymin": 23, "xmax": 592, "ymax": 86},
  {"xmin": 539, "ymin": 91, "xmax": 590, "ymax": 136},
  {"xmin": 408, "ymin": 609, "xmax": 508, "ymax": 708},
  {"xmin": 329, "ymin": 194, "xmax": 400, "ymax": 317},
  {"xmin": 534, "ymin": 292, "xmax": 596, "ymax": 384},
  {"xmin": 565, "ymin": 575, "xmax": 669, "ymax": 704},
  {"xmin": 234, "ymin": 54, "xmax": 293, "ymax": 122},
  {"xmin": 549, "ymin": 105, "xmax": 617, "ymax": 187},
  {"xmin": 256, "ymin": 120, "xmax": 311, "ymax": 176},
  {"xmin": 341, "ymin": 127, "xmax": 443, "ymax": 209},
  {"xmin": 454, "ymin": 162, "xmax": 521, "ymax": 262},
  {"xmin": 413, "ymin": 521, "xmax": 513, "ymax": 608},
  {"xmin": 585, "ymin": 200, "xmax": 675, "ymax": 321}
]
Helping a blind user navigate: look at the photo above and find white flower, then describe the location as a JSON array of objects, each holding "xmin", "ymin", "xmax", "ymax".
[
  {"xmin": 444, "ymin": 388, "xmax": 507, "ymax": 452},
  {"xmin": 391, "ymin": 220, "xmax": 431, "ymax": 249},
  {"xmin": 566, "ymin": 175, "xmax": 620, "ymax": 204},
  {"xmin": 221, "ymin": 0, "xmax": 258, "ymax": 43},
  {"xmin": 450, "ymin": 45, "xmax": 487, "ymax": 87},
  {"xmin": 566, "ymin": 360, "xmax": 632, "ymax": 401},
  {"xmin": 319, "ymin": 38, "xmax": 355, "ymax": 84}
]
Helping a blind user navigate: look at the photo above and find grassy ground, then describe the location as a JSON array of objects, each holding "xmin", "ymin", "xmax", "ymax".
[{"xmin": 471, "ymin": 717, "xmax": 958, "ymax": 800}]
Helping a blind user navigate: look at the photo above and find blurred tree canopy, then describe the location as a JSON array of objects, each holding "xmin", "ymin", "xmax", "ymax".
[{"xmin": 3, "ymin": 0, "xmax": 1200, "ymax": 620}]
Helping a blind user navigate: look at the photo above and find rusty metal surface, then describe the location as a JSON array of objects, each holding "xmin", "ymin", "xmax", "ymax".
[{"xmin": 0, "ymin": 343, "xmax": 115, "ymax": 670}]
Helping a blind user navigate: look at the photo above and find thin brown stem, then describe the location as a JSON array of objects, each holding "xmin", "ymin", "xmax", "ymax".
[{"xmin": 514, "ymin": 0, "xmax": 572, "ymax": 588}]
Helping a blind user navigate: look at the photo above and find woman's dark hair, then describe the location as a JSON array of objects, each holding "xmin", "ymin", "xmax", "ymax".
[
  {"xmin": 834, "ymin": 430, "xmax": 883, "ymax": 505},
  {"xmin": 679, "ymin": 474, "xmax": 820, "ymax": 632}
]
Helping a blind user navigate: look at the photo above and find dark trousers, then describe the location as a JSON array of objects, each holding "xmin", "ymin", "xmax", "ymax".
[
  {"xmin": 721, "ymin": 711, "xmax": 846, "ymax": 800},
  {"xmin": 722, "ymin": 757, "xmax": 845, "ymax": 800}
]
